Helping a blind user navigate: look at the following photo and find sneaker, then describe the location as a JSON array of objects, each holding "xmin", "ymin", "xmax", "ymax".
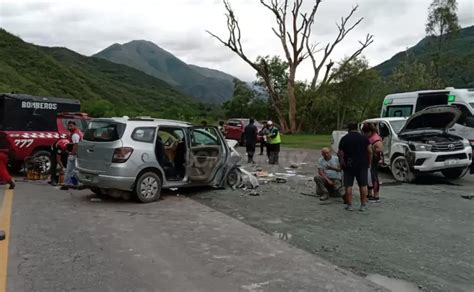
[
  {"xmin": 368, "ymin": 197, "xmax": 381, "ymax": 203},
  {"xmin": 359, "ymin": 204, "xmax": 368, "ymax": 212},
  {"xmin": 345, "ymin": 204, "xmax": 354, "ymax": 211}
]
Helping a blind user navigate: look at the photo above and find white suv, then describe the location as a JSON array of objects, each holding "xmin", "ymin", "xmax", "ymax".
[{"xmin": 332, "ymin": 106, "xmax": 473, "ymax": 182}]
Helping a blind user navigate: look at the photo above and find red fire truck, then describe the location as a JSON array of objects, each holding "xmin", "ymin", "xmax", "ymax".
[{"xmin": 0, "ymin": 93, "xmax": 89, "ymax": 172}]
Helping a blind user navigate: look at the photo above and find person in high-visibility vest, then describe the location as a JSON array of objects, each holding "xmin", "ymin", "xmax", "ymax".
[{"xmin": 266, "ymin": 121, "xmax": 281, "ymax": 164}]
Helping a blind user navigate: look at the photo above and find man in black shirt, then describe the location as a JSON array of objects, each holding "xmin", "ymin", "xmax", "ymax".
[
  {"xmin": 338, "ymin": 122, "xmax": 373, "ymax": 212},
  {"xmin": 244, "ymin": 119, "xmax": 258, "ymax": 163}
]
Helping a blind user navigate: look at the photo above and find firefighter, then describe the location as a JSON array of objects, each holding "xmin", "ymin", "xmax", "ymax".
[
  {"xmin": 61, "ymin": 121, "xmax": 83, "ymax": 190},
  {"xmin": 49, "ymin": 138, "xmax": 69, "ymax": 186},
  {"xmin": 266, "ymin": 121, "xmax": 281, "ymax": 165},
  {"xmin": 0, "ymin": 136, "xmax": 14, "ymax": 189}
]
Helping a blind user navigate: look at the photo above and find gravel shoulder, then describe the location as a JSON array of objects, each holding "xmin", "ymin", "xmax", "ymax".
[{"xmin": 192, "ymin": 147, "xmax": 474, "ymax": 292}]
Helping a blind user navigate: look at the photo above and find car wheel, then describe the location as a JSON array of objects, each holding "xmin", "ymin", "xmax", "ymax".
[
  {"xmin": 135, "ymin": 172, "xmax": 162, "ymax": 203},
  {"xmin": 32, "ymin": 150, "xmax": 52, "ymax": 174},
  {"xmin": 441, "ymin": 167, "xmax": 467, "ymax": 179},
  {"xmin": 391, "ymin": 156, "xmax": 415, "ymax": 183},
  {"xmin": 226, "ymin": 167, "xmax": 242, "ymax": 188}
]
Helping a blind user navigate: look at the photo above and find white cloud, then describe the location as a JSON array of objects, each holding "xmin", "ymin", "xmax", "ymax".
[{"xmin": 0, "ymin": 0, "xmax": 473, "ymax": 81}]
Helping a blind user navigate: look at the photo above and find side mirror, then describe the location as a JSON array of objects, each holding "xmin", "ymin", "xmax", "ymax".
[{"xmin": 465, "ymin": 117, "xmax": 474, "ymax": 128}]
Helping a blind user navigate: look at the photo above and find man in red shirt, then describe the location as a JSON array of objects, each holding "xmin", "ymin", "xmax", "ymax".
[{"xmin": 49, "ymin": 138, "xmax": 69, "ymax": 186}]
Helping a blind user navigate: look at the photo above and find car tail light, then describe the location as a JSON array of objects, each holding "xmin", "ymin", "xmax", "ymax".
[{"xmin": 112, "ymin": 147, "xmax": 133, "ymax": 163}]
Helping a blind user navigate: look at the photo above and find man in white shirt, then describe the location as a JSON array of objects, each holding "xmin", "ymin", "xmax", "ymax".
[{"xmin": 61, "ymin": 121, "xmax": 83, "ymax": 190}]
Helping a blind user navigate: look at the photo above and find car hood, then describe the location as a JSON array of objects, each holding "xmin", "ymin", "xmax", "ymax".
[{"xmin": 399, "ymin": 106, "xmax": 461, "ymax": 134}]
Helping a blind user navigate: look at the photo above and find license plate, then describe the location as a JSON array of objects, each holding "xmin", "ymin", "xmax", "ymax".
[{"xmin": 444, "ymin": 159, "xmax": 458, "ymax": 166}]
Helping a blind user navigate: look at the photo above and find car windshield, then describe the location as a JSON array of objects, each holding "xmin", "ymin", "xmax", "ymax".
[{"xmin": 389, "ymin": 120, "xmax": 407, "ymax": 133}]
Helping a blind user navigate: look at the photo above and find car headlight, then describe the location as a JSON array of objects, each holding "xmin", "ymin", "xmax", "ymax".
[{"xmin": 409, "ymin": 142, "xmax": 432, "ymax": 152}]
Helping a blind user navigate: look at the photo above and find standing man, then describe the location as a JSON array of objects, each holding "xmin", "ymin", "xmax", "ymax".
[
  {"xmin": 218, "ymin": 121, "xmax": 227, "ymax": 137},
  {"xmin": 258, "ymin": 122, "xmax": 268, "ymax": 156},
  {"xmin": 244, "ymin": 119, "xmax": 258, "ymax": 164},
  {"xmin": 61, "ymin": 121, "xmax": 83, "ymax": 190},
  {"xmin": 314, "ymin": 147, "xmax": 342, "ymax": 201},
  {"xmin": 0, "ymin": 136, "xmax": 14, "ymax": 189},
  {"xmin": 49, "ymin": 138, "xmax": 69, "ymax": 186},
  {"xmin": 266, "ymin": 121, "xmax": 281, "ymax": 165},
  {"xmin": 338, "ymin": 122, "xmax": 372, "ymax": 212}
]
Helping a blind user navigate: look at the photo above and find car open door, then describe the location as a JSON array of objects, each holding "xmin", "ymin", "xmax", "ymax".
[{"xmin": 188, "ymin": 127, "xmax": 228, "ymax": 184}]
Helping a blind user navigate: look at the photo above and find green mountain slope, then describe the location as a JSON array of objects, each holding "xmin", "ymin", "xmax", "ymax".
[
  {"xmin": 0, "ymin": 28, "xmax": 200, "ymax": 118},
  {"xmin": 94, "ymin": 40, "xmax": 235, "ymax": 104},
  {"xmin": 375, "ymin": 25, "xmax": 474, "ymax": 88}
]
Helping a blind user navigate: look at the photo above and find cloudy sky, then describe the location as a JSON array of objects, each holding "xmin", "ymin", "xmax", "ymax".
[{"xmin": 0, "ymin": 0, "xmax": 473, "ymax": 81}]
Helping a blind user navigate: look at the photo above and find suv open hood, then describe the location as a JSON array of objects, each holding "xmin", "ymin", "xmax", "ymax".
[{"xmin": 399, "ymin": 105, "xmax": 461, "ymax": 134}]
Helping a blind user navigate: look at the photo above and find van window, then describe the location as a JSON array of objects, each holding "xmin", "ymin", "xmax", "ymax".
[
  {"xmin": 415, "ymin": 92, "xmax": 448, "ymax": 112},
  {"xmin": 385, "ymin": 105, "xmax": 413, "ymax": 117},
  {"xmin": 131, "ymin": 127, "xmax": 156, "ymax": 143},
  {"xmin": 84, "ymin": 121, "xmax": 126, "ymax": 142},
  {"xmin": 452, "ymin": 104, "xmax": 474, "ymax": 127}
]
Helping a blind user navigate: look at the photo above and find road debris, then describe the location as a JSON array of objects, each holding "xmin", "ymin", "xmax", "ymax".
[
  {"xmin": 461, "ymin": 195, "xmax": 474, "ymax": 200},
  {"xmin": 90, "ymin": 198, "xmax": 102, "ymax": 202},
  {"xmin": 248, "ymin": 191, "xmax": 260, "ymax": 196},
  {"xmin": 275, "ymin": 178, "xmax": 287, "ymax": 183},
  {"xmin": 239, "ymin": 168, "xmax": 259, "ymax": 189},
  {"xmin": 290, "ymin": 163, "xmax": 299, "ymax": 169}
]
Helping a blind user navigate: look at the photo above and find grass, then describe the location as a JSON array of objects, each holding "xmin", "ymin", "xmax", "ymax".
[{"xmin": 280, "ymin": 134, "xmax": 331, "ymax": 150}]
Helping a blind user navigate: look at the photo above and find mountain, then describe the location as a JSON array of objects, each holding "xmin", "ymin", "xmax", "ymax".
[
  {"xmin": 375, "ymin": 25, "xmax": 474, "ymax": 88},
  {"xmin": 94, "ymin": 41, "xmax": 236, "ymax": 104},
  {"xmin": 0, "ymin": 29, "xmax": 202, "ymax": 119}
]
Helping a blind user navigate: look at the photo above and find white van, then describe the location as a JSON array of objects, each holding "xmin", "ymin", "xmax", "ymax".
[{"xmin": 380, "ymin": 88, "xmax": 474, "ymax": 143}]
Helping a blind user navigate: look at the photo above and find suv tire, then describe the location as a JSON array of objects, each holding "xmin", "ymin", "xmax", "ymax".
[
  {"xmin": 391, "ymin": 156, "xmax": 415, "ymax": 183},
  {"xmin": 32, "ymin": 150, "xmax": 52, "ymax": 174},
  {"xmin": 441, "ymin": 167, "xmax": 466, "ymax": 179},
  {"xmin": 135, "ymin": 172, "xmax": 162, "ymax": 203}
]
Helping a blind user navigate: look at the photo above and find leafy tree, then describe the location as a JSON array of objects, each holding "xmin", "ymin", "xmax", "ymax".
[
  {"xmin": 426, "ymin": 0, "xmax": 460, "ymax": 77},
  {"xmin": 331, "ymin": 57, "xmax": 382, "ymax": 129},
  {"xmin": 389, "ymin": 52, "xmax": 442, "ymax": 92},
  {"xmin": 222, "ymin": 80, "xmax": 269, "ymax": 121}
]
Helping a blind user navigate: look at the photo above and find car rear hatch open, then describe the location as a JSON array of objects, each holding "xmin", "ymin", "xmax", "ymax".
[
  {"xmin": 399, "ymin": 105, "xmax": 461, "ymax": 134},
  {"xmin": 77, "ymin": 120, "xmax": 126, "ymax": 173}
]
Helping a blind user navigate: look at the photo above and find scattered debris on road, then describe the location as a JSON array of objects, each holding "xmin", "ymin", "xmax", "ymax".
[
  {"xmin": 275, "ymin": 178, "xmax": 287, "ymax": 183},
  {"xmin": 238, "ymin": 168, "xmax": 259, "ymax": 189},
  {"xmin": 249, "ymin": 191, "xmax": 260, "ymax": 196},
  {"xmin": 90, "ymin": 198, "xmax": 102, "ymax": 202},
  {"xmin": 461, "ymin": 194, "xmax": 474, "ymax": 200}
]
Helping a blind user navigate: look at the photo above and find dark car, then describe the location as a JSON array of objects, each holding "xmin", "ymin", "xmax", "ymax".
[{"xmin": 224, "ymin": 118, "xmax": 263, "ymax": 145}]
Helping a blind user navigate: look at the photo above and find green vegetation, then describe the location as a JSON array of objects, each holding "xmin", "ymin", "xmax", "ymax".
[
  {"xmin": 94, "ymin": 40, "xmax": 235, "ymax": 104},
  {"xmin": 281, "ymin": 134, "xmax": 331, "ymax": 150},
  {"xmin": 0, "ymin": 29, "xmax": 217, "ymax": 121},
  {"xmin": 375, "ymin": 25, "xmax": 474, "ymax": 88}
]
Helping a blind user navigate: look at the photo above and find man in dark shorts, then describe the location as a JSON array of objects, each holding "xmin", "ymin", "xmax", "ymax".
[
  {"xmin": 244, "ymin": 118, "xmax": 258, "ymax": 164},
  {"xmin": 338, "ymin": 122, "xmax": 373, "ymax": 212}
]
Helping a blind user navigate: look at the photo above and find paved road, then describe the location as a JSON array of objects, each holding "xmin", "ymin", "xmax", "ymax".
[
  {"xmin": 192, "ymin": 147, "xmax": 474, "ymax": 292},
  {"xmin": 0, "ymin": 180, "xmax": 383, "ymax": 292}
]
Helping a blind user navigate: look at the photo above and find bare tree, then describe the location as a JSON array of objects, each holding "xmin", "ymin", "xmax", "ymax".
[
  {"xmin": 207, "ymin": 0, "xmax": 289, "ymax": 131},
  {"xmin": 259, "ymin": 0, "xmax": 321, "ymax": 133},
  {"xmin": 209, "ymin": 0, "xmax": 373, "ymax": 133}
]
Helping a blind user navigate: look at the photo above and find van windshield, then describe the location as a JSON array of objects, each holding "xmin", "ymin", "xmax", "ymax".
[{"xmin": 84, "ymin": 121, "xmax": 126, "ymax": 142}]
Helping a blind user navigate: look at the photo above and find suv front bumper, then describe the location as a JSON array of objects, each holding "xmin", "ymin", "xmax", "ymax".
[{"xmin": 410, "ymin": 148, "xmax": 472, "ymax": 172}]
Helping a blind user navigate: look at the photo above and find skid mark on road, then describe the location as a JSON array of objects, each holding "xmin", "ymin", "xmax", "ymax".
[{"xmin": 0, "ymin": 189, "xmax": 13, "ymax": 292}]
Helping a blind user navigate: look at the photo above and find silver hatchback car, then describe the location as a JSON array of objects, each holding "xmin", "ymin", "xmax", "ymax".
[{"xmin": 76, "ymin": 117, "xmax": 242, "ymax": 203}]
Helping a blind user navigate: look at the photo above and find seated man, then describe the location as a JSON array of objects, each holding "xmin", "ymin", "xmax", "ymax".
[{"xmin": 314, "ymin": 147, "xmax": 342, "ymax": 201}]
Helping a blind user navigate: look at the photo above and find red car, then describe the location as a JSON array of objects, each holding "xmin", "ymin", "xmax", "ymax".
[{"xmin": 224, "ymin": 118, "xmax": 263, "ymax": 145}]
